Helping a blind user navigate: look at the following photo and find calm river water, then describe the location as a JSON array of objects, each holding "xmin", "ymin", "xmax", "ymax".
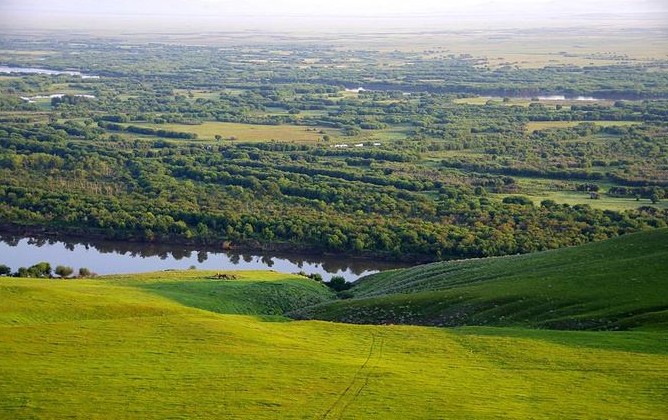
[
  {"xmin": 0, "ymin": 66, "xmax": 98, "ymax": 78},
  {"xmin": 0, "ymin": 235, "xmax": 408, "ymax": 282}
]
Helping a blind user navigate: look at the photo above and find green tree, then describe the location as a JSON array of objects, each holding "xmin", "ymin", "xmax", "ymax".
[
  {"xmin": 0, "ymin": 264, "xmax": 11, "ymax": 276},
  {"xmin": 29, "ymin": 262, "xmax": 52, "ymax": 278},
  {"xmin": 326, "ymin": 275, "xmax": 352, "ymax": 292},
  {"xmin": 55, "ymin": 265, "xmax": 74, "ymax": 278},
  {"xmin": 650, "ymin": 187, "xmax": 663, "ymax": 204},
  {"xmin": 502, "ymin": 196, "xmax": 534, "ymax": 206}
]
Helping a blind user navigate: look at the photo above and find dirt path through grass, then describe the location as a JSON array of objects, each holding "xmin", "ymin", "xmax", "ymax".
[{"xmin": 322, "ymin": 333, "xmax": 385, "ymax": 419}]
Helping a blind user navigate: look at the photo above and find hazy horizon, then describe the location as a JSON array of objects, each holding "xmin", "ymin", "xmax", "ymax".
[{"xmin": 1, "ymin": 0, "xmax": 667, "ymax": 33}]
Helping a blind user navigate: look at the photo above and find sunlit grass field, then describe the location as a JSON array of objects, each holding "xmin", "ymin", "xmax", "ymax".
[
  {"xmin": 527, "ymin": 190, "xmax": 668, "ymax": 211},
  {"xmin": 125, "ymin": 120, "xmax": 410, "ymax": 144},
  {"xmin": 525, "ymin": 120, "xmax": 640, "ymax": 132},
  {"xmin": 1, "ymin": 265, "xmax": 667, "ymax": 418},
  {"xmin": 297, "ymin": 229, "xmax": 668, "ymax": 330},
  {"xmin": 508, "ymin": 177, "xmax": 668, "ymax": 211},
  {"xmin": 133, "ymin": 121, "xmax": 339, "ymax": 142}
]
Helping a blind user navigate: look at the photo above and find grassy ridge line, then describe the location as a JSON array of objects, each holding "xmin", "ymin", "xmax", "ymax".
[
  {"xmin": 292, "ymin": 229, "xmax": 668, "ymax": 330},
  {"xmin": 1, "ymin": 272, "xmax": 667, "ymax": 418},
  {"xmin": 132, "ymin": 270, "xmax": 336, "ymax": 317},
  {"xmin": 0, "ymin": 279, "xmax": 182, "ymax": 326},
  {"xmin": 352, "ymin": 229, "xmax": 668, "ymax": 297},
  {"xmin": 0, "ymin": 270, "xmax": 334, "ymax": 326}
]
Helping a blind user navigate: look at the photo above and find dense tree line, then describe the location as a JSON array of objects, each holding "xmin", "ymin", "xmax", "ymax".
[
  {"xmin": 0, "ymin": 262, "xmax": 93, "ymax": 278},
  {"xmin": 0, "ymin": 124, "xmax": 666, "ymax": 260},
  {"xmin": 97, "ymin": 121, "xmax": 197, "ymax": 139}
]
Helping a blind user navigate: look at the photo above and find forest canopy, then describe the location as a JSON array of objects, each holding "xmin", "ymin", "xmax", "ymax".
[{"xmin": 0, "ymin": 35, "xmax": 667, "ymax": 261}]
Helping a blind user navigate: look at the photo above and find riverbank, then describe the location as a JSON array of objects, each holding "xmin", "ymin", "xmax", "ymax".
[
  {"xmin": 0, "ymin": 222, "xmax": 435, "ymax": 264},
  {"xmin": 0, "ymin": 224, "xmax": 410, "ymax": 281}
]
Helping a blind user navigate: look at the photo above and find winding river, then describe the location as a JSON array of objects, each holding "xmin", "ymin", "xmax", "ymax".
[
  {"xmin": 0, "ymin": 234, "xmax": 408, "ymax": 282},
  {"xmin": 0, "ymin": 66, "xmax": 99, "ymax": 79}
]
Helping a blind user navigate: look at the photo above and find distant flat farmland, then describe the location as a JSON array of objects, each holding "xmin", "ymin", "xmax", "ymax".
[
  {"xmin": 136, "ymin": 122, "xmax": 339, "ymax": 142},
  {"xmin": 525, "ymin": 120, "xmax": 640, "ymax": 132}
]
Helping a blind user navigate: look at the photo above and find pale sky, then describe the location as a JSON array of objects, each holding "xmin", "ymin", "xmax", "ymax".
[
  {"xmin": 1, "ymin": 0, "xmax": 666, "ymax": 31},
  {"xmin": 3, "ymin": 0, "xmax": 666, "ymax": 16}
]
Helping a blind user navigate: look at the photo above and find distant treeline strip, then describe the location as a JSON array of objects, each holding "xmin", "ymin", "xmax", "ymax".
[
  {"xmin": 608, "ymin": 186, "xmax": 668, "ymax": 199},
  {"xmin": 97, "ymin": 121, "xmax": 197, "ymax": 140},
  {"xmin": 441, "ymin": 158, "xmax": 668, "ymax": 187}
]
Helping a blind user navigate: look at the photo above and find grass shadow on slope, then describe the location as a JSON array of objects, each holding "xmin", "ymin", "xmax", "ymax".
[
  {"xmin": 132, "ymin": 270, "xmax": 336, "ymax": 318},
  {"xmin": 292, "ymin": 229, "xmax": 668, "ymax": 331},
  {"xmin": 450, "ymin": 326, "xmax": 668, "ymax": 356}
]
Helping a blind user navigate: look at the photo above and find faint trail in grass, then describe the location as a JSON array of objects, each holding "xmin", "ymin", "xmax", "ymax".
[
  {"xmin": 339, "ymin": 335, "xmax": 384, "ymax": 418},
  {"xmin": 322, "ymin": 333, "xmax": 384, "ymax": 419}
]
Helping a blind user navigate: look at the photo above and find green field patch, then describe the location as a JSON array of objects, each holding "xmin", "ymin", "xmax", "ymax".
[
  {"xmin": 20, "ymin": 98, "xmax": 53, "ymax": 111},
  {"xmin": 221, "ymin": 88, "xmax": 246, "ymax": 96},
  {"xmin": 293, "ymin": 109, "xmax": 329, "ymax": 117},
  {"xmin": 173, "ymin": 89, "xmax": 220, "ymax": 100},
  {"xmin": 44, "ymin": 83, "xmax": 90, "ymax": 94},
  {"xmin": 427, "ymin": 149, "xmax": 487, "ymax": 159},
  {"xmin": 344, "ymin": 125, "xmax": 411, "ymax": 142},
  {"xmin": 526, "ymin": 120, "xmax": 640, "ymax": 132},
  {"xmin": 507, "ymin": 176, "xmax": 668, "ymax": 211},
  {"xmin": 0, "ymin": 111, "xmax": 51, "ymax": 122},
  {"xmin": 133, "ymin": 121, "xmax": 339, "ymax": 142},
  {"xmin": 526, "ymin": 190, "xmax": 668, "ymax": 211},
  {"xmin": 0, "ymin": 50, "xmax": 57, "ymax": 58},
  {"xmin": 453, "ymin": 96, "xmax": 498, "ymax": 105},
  {"xmin": 259, "ymin": 106, "xmax": 290, "ymax": 115},
  {"xmin": 340, "ymin": 89, "xmax": 361, "ymax": 98},
  {"xmin": 117, "ymin": 94, "xmax": 139, "ymax": 100}
]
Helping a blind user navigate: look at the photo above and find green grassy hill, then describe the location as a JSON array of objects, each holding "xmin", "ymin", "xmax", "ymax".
[
  {"xmin": 293, "ymin": 229, "xmax": 668, "ymax": 330},
  {"xmin": 127, "ymin": 270, "xmax": 336, "ymax": 318},
  {"xmin": 0, "ymin": 270, "xmax": 334, "ymax": 326},
  {"xmin": 1, "ymin": 268, "xmax": 667, "ymax": 418}
]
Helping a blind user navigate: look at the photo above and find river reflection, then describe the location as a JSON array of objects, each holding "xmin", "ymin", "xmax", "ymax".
[
  {"xmin": 0, "ymin": 233, "xmax": 409, "ymax": 282},
  {"xmin": 0, "ymin": 66, "xmax": 99, "ymax": 78}
]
